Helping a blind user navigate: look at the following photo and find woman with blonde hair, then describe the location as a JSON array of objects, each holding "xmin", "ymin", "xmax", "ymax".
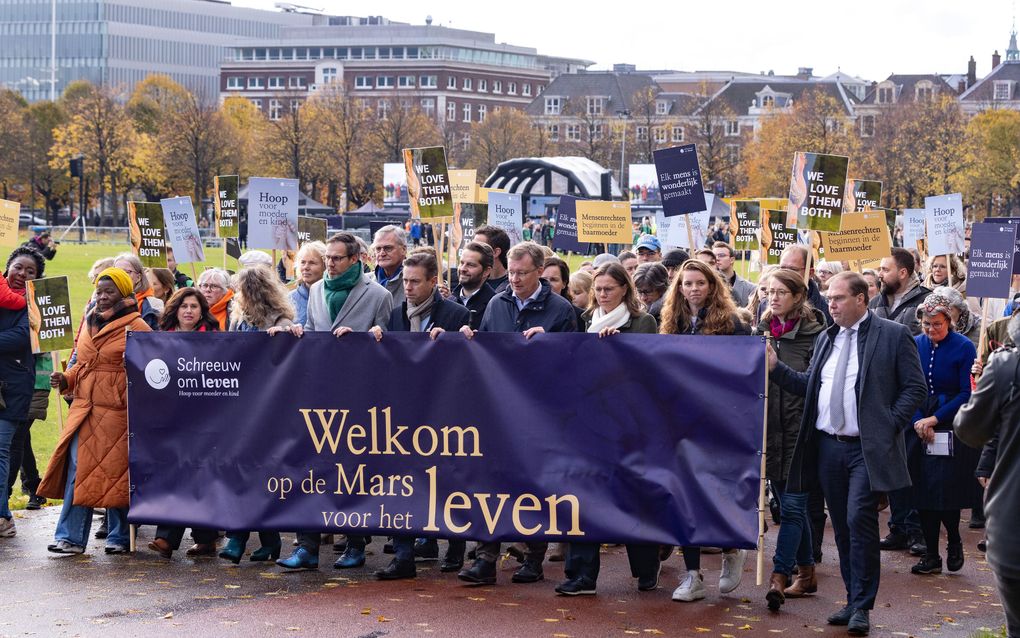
[
  {"xmin": 815, "ymin": 260, "xmax": 844, "ymax": 294},
  {"xmin": 660, "ymin": 259, "xmax": 749, "ymax": 603},
  {"xmin": 113, "ymin": 252, "xmax": 161, "ymax": 329},
  {"xmin": 924, "ymin": 254, "xmax": 979, "ymax": 315}
]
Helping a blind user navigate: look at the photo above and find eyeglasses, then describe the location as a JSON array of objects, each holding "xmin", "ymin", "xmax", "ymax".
[
  {"xmin": 507, "ymin": 268, "xmax": 538, "ymax": 279},
  {"xmin": 198, "ymin": 283, "xmax": 224, "ymax": 291},
  {"xmin": 922, "ymin": 320, "xmax": 948, "ymax": 329},
  {"xmin": 766, "ymin": 289, "xmax": 791, "ymax": 297},
  {"xmin": 325, "ymin": 254, "xmax": 351, "ymax": 262},
  {"xmin": 374, "ymin": 245, "xmax": 398, "ymax": 254}
]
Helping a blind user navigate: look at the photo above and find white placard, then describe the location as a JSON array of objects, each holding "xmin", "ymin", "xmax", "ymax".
[
  {"xmin": 487, "ymin": 191, "xmax": 524, "ymax": 246},
  {"xmin": 159, "ymin": 196, "xmax": 205, "ymax": 264},
  {"xmin": 903, "ymin": 208, "xmax": 926, "ymax": 249},
  {"xmin": 247, "ymin": 177, "xmax": 299, "ymax": 250},
  {"xmin": 924, "ymin": 193, "xmax": 965, "ymax": 256}
]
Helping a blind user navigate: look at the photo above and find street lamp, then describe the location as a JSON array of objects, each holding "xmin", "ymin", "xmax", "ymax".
[{"xmin": 616, "ymin": 109, "xmax": 630, "ymax": 195}]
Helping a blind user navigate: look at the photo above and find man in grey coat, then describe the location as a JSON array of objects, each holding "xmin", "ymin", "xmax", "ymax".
[
  {"xmin": 769, "ymin": 272, "xmax": 926, "ymax": 636},
  {"xmin": 269, "ymin": 231, "xmax": 392, "ymax": 571},
  {"xmin": 954, "ymin": 314, "xmax": 1020, "ymax": 638}
]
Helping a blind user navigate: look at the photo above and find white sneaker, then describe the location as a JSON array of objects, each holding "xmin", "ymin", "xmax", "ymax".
[
  {"xmin": 719, "ymin": 549, "xmax": 747, "ymax": 593},
  {"xmin": 0, "ymin": 517, "xmax": 15, "ymax": 538},
  {"xmin": 47, "ymin": 539, "xmax": 85, "ymax": 555},
  {"xmin": 672, "ymin": 569, "xmax": 706, "ymax": 602}
]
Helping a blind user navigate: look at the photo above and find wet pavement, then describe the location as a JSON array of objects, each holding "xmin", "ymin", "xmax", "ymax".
[{"xmin": 0, "ymin": 507, "xmax": 1005, "ymax": 638}]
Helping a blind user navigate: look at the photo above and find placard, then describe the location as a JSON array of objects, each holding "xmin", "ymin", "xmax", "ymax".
[
  {"xmin": 487, "ymin": 191, "xmax": 524, "ymax": 245},
  {"xmin": 128, "ymin": 201, "xmax": 168, "ymax": 268},
  {"xmin": 788, "ymin": 152, "xmax": 850, "ymax": 232},
  {"xmin": 403, "ymin": 146, "xmax": 453, "ymax": 219},
  {"xmin": 214, "ymin": 175, "xmax": 239, "ymax": 239},
  {"xmin": 246, "ymin": 177, "xmax": 299, "ymax": 251},
  {"xmin": 159, "ymin": 196, "xmax": 206, "ymax": 264},
  {"xmin": 924, "ymin": 193, "xmax": 965, "ymax": 256},
  {"xmin": 653, "ymin": 144, "xmax": 707, "ymax": 217},
  {"xmin": 455, "ymin": 203, "xmax": 489, "ymax": 256},
  {"xmin": 671, "ymin": 207, "xmax": 711, "ymax": 250},
  {"xmin": 846, "ymin": 179, "xmax": 882, "ymax": 212},
  {"xmin": 731, "ymin": 199, "xmax": 760, "ymax": 251},
  {"xmin": 448, "ymin": 169, "xmax": 477, "ymax": 204},
  {"xmin": 903, "ymin": 209, "xmax": 926, "ymax": 250},
  {"xmin": 654, "ymin": 211, "xmax": 681, "ymax": 248},
  {"xmin": 25, "ymin": 276, "xmax": 73, "ymax": 353},
  {"xmin": 297, "ymin": 216, "xmax": 327, "ymax": 245},
  {"xmin": 981, "ymin": 217, "xmax": 1020, "ymax": 275},
  {"xmin": 762, "ymin": 209, "xmax": 796, "ymax": 265},
  {"xmin": 551, "ymin": 196, "xmax": 591, "ymax": 254},
  {"xmin": 0, "ymin": 199, "xmax": 20, "ymax": 248},
  {"xmin": 576, "ymin": 200, "xmax": 632, "ymax": 244},
  {"xmin": 967, "ymin": 222, "xmax": 1018, "ymax": 298},
  {"xmin": 820, "ymin": 211, "xmax": 892, "ymax": 262},
  {"xmin": 628, "ymin": 164, "xmax": 661, "ymax": 205},
  {"xmin": 383, "ymin": 163, "xmax": 408, "ymax": 203}
]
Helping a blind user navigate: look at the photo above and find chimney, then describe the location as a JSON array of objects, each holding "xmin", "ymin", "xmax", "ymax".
[
  {"xmin": 968, "ymin": 55, "xmax": 977, "ymax": 87},
  {"xmin": 994, "ymin": 50, "xmax": 1002, "ymax": 69},
  {"xmin": 796, "ymin": 66, "xmax": 813, "ymax": 80}
]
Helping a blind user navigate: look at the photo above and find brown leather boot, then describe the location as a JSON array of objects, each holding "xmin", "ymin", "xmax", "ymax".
[
  {"xmin": 784, "ymin": 564, "xmax": 817, "ymax": 597},
  {"xmin": 766, "ymin": 572, "xmax": 788, "ymax": 611}
]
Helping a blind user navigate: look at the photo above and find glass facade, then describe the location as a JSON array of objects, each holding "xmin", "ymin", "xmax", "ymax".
[
  {"xmin": 230, "ymin": 44, "xmax": 538, "ymax": 70},
  {"xmin": 0, "ymin": 0, "xmax": 304, "ymax": 102}
]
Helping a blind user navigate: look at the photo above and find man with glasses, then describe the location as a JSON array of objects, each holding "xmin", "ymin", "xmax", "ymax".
[
  {"xmin": 456, "ymin": 241, "xmax": 576, "ymax": 585},
  {"xmin": 635, "ymin": 234, "xmax": 662, "ymax": 263},
  {"xmin": 780, "ymin": 244, "xmax": 832, "ymax": 326},
  {"xmin": 272, "ymin": 232, "xmax": 392, "ymax": 571},
  {"xmin": 373, "ymin": 225, "xmax": 407, "ymax": 307},
  {"xmin": 712, "ymin": 242, "xmax": 756, "ymax": 308}
]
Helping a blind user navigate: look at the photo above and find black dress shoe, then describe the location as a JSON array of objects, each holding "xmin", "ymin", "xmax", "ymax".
[
  {"xmin": 383, "ymin": 538, "xmax": 395, "ymax": 554},
  {"xmin": 909, "ymin": 540, "xmax": 927, "ymax": 556},
  {"xmin": 911, "ymin": 555, "xmax": 943, "ymax": 575},
  {"xmin": 413, "ymin": 538, "xmax": 439, "ymax": 561},
  {"xmin": 458, "ymin": 559, "xmax": 496, "ymax": 585},
  {"xmin": 978, "ymin": 539, "xmax": 987, "ymax": 553},
  {"xmin": 827, "ymin": 604, "xmax": 855, "ymax": 626},
  {"xmin": 555, "ymin": 577, "xmax": 596, "ymax": 596},
  {"xmin": 511, "ymin": 560, "xmax": 544, "ymax": 583},
  {"xmin": 879, "ymin": 532, "xmax": 908, "ymax": 550},
  {"xmin": 847, "ymin": 609, "xmax": 870, "ymax": 636},
  {"xmin": 440, "ymin": 555, "xmax": 464, "ymax": 573},
  {"xmin": 375, "ymin": 559, "xmax": 416, "ymax": 580},
  {"xmin": 637, "ymin": 564, "xmax": 661, "ymax": 591},
  {"xmin": 947, "ymin": 543, "xmax": 964, "ymax": 572}
]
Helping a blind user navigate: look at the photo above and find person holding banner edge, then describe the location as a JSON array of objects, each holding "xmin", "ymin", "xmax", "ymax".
[
  {"xmin": 767, "ymin": 271, "xmax": 927, "ymax": 636},
  {"xmin": 367, "ymin": 250, "xmax": 470, "ymax": 580},
  {"xmin": 272, "ymin": 232, "xmax": 392, "ymax": 570},
  {"xmin": 40, "ymin": 267, "xmax": 152, "ymax": 555},
  {"xmin": 658, "ymin": 259, "xmax": 750, "ymax": 603},
  {"xmin": 556, "ymin": 262, "xmax": 658, "ymax": 596},
  {"xmin": 456, "ymin": 241, "xmax": 577, "ymax": 585}
]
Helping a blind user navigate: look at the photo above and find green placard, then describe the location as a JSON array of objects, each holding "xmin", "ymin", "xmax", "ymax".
[
  {"xmin": 26, "ymin": 276, "xmax": 74, "ymax": 353},
  {"xmin": 298, "ymin": 216, "xmax": 328, "ymax": 244},
  {"xmin": 789, "ymin": 152, "xmax": 850, "ymax": 233},
  {"xmin": 215, "ymin": 175, "xmax": 239, "ymax": 239},
  {"xmin": 128, "ymin": 201, "xmax": 168, "ymax": 268},
  {"xmin": 403, "ymin": 146, "xmax": 454, "ymax": 219}
]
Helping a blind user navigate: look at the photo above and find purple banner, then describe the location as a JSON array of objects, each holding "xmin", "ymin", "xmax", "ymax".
[
  {"xmin": 126, "ymin": 332, "xmax": 766, "ymax": 547},
  {"xmin": 967, "ymin": 222, "xmax": 1018, "ymax": 299},
  {"xmin": 653, "ymin": 144, "xmax": 707, "ymax": 217}
]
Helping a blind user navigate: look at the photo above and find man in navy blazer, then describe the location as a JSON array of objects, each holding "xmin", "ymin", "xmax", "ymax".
[{"xmin": 769, "ymin": 272, "xmax": 926, "ymax": 636}]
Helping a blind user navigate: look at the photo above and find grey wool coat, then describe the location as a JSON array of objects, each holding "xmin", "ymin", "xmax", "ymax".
[{"xmin": 305, "ymin": 272, "xmax": 393, "ymax": 333}]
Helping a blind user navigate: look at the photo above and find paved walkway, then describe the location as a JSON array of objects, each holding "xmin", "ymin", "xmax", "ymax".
[{"xmin": 0, "ymin": 507, "xmax": 1005, "ymax": 637}]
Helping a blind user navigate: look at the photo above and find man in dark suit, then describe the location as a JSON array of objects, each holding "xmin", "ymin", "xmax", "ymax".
[
  {"xmin": 451, "ymin": 241, "xmax": 497, "ymax": 331},
  {"xmin": 768, "ymin": 271, "xmax": 926, "ymax": 636},
  {"xmin": 368, "ymin": 249, "xmax": 470, "ymax": 580}
]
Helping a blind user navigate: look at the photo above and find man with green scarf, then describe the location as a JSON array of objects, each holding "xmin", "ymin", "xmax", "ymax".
[{"xmin": 271, "ymin": 231, "xmax": 392, "ymax": 571}]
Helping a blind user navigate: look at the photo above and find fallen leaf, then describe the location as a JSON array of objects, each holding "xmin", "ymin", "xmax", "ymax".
[
  {"xmin": 377, "ymin": 616, "xmax": 392, "ymax": 622},
  {"xmin": 543, "ymin": 618, "xmax": 560, "ymax": 623},
  {"xmin": 162, "ymin": 612, "xmax": 173, "ymax": 619},
  {"xmin": 643, "ymin": 630, "xmax": 664, "ymax": 635},
  {"xmin": 225, "ymin": 584, "xmax": 240, "ymax": 589},
  {"xmin": 360, "ymin": 608, "xmax": 371, "ymax": 615},
  {"xmin": 286, "ymin": 628, "xmax": 300, "ymax": 632},
  {"xmin": 739, "ymin": 625, "xmax": 753, "ymax": 630},
  {"xmin": 694, "ymin": 629, "xmax": 711, "ymax": 634}
]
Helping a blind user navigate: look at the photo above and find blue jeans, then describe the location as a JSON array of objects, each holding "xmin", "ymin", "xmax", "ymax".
[
  {"xmin": 771, "ymin": 483, "xmax": 814, "ymax": 576},
  {"xmin": 54, "ymin": 432, "xmax": 129, "ymax": 548},
  {"xmin": 0, "ymin": 418, "xmax": 17, "ymax": 519}
]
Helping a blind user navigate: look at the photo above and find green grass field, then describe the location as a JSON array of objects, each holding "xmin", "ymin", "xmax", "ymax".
[{"xmin": 5, "ymin": 236, "xmax": 751, "ymax": 512}]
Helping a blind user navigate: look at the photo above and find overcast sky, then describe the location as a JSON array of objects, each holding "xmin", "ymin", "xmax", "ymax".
[{"xmin": 233, "ymin": 0, "xmax": 1015, "ymax": 82}]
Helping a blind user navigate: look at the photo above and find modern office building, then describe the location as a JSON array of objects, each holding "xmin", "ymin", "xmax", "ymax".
[
  {"xmin": 219, "ymin": 19, "xmax": 591, "ymax": 145},
  {"xmin": 0, "ymin": 0, "xmax": 315, "ymax": 102}
]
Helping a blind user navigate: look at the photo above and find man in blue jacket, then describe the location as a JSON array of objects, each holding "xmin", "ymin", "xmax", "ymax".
[
  {"xmin": 768, "ymin": 272, "xmax": 926, "ymax": 636},
  {"xmin": 457, "ymin": 241, "xmax": 577, "ymax": 585}
]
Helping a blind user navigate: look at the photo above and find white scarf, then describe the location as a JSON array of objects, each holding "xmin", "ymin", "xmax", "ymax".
[{"xmin": 587, "ymin": 303, "xmax": 631, "ymax": 333}]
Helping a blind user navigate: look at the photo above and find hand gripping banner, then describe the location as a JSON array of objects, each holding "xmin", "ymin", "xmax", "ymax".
[{"xmin": 126, "ymin": 332, "xmax": 766, "ymax": 548}]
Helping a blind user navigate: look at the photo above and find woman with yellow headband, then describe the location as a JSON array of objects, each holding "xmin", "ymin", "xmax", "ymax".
[
  {"xmin": 113, "ymin": 252, "xmax": 161, "ymax": 330},
  {"xmin": 38, "ymin": 267, "xmax": 152, "ymax": 555}
]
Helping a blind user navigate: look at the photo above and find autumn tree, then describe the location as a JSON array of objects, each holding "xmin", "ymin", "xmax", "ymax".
[
  {"xmin": 466, "ymin": 108, "xmax": 537, "ymax": 176},
  {"xmin": 51, "ymin": 82, "xmax": 136, "ymax": 225},
  {"xmin": 686, "ymin": 83, "xmax": 745, "ymax": 195},
  {"xmin": 562, "ymin": 98, "xmax": 618, "ymax": 169},
  {"xmin": 0, "ymin": 89, "xmax": 29, "ymax": 200},
  {"xmin": 25, "ymin": 101, "xmax": 72, "ymax": 221},
  {"xmin": 368, "ymin": 94, "xmax": 441, "ymax": 163},
  {"xmin": 630, "ymin": 86, "xmax": 660, "ymax": 163},
  {"xmin": 860, "ymin": 94, "xmax": 966, "ymax": 208},
  {"xmin": 953, "ymin": 109, "xmax": 1020, "ymax": 216},
  {"xmin": 742, "ymin": 88, "xmax": 860, "ymax": 197},
  {"xmin": 306, "ymin": 85, "xmax": 371, "ymax": 210},
  {"xmin": 219, "ymin": 96, "xmax": 268, "ymax": 178},
  {"xmin": 160, "ymin": 93, "xmax": 233, "ymax": 214}
]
